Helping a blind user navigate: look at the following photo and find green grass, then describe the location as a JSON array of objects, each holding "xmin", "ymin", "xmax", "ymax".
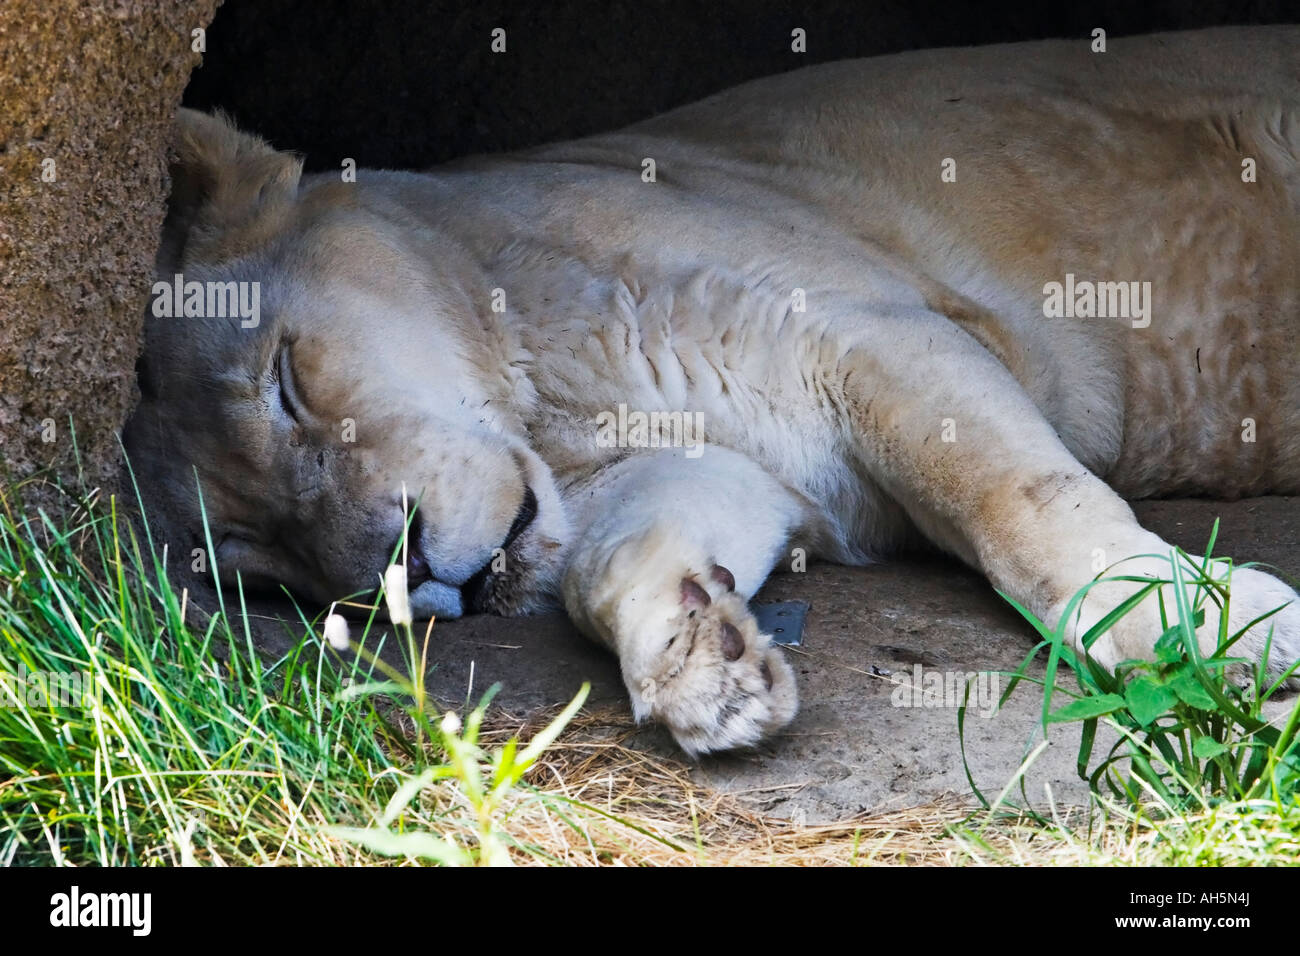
[
  {"xmin": 3, "ymin": 468, "xmax": 1300, "ymax": 866},
  {"xmin": 956, "ymin": 522, "xmax": 1300, "ymax": 864},
  {"xmin": 0, "ymin": 475, "xmax": 588, "ymax": 866}
]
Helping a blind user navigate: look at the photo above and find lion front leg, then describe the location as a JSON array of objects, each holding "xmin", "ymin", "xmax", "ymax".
[{"xmin": 561, "ymin": 447, "xmax": 808, "ymax": 755}]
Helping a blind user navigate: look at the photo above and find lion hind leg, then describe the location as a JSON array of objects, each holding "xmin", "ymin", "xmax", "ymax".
[{"xmin": 830, "ymin": 304, "xmax": 1300, "ymax": 678}]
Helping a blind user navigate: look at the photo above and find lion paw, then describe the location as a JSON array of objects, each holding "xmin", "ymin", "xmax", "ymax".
[
  {"xmin": 1064, "ymin": 555, "xmax": 1300, "ymax": 686},
  {"xmin": 628, "ymin": 564, "xmax": 798, "ymax": 756},
  {"xmin": 1221, "ymin": 566, "xmax": 1300, "ymax": 684}
]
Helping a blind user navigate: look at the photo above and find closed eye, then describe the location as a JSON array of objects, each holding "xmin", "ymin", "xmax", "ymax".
[{"xmin": 275, "ymin": 343, "xmax": 303, "ymax": 422}]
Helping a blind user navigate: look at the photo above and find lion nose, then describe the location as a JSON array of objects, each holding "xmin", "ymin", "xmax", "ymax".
[
  {"xmin": 394, "ymin": 509, "xmax": 433, "ymax": 587},
  {"xmin": 406, "ymin": 545, "xmax": 432, "ymax": 586}
]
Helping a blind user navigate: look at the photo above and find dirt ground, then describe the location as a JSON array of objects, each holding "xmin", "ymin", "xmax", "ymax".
[{"xmin": 246, "ymin": 496, "xmax": 1300, "ymax": 824}]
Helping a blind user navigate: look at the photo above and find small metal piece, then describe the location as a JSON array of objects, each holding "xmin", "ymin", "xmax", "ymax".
[{"xmin": 750, "ymin": 600, "xmax": 809, "ymax": 647}]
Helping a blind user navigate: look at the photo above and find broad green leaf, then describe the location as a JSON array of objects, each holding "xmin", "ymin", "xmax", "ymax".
[
  {"xmin": 326, "ymin": 826, "xmax": 471, "ymax": 866},
  {"xmin": 1125, "ymin": 677, "xmax": 1178, "ymax": 726},
  {"xmin": 1048, "ymin": 693, "xmax": 1126, "ymax": 723},
  {"xmin": 1153, "ymin": 625, "xmax": 1185, "ymax": 664},
  {"xmin": 1169, "ymin": 671, "xmax": 1217, "ymax": 710},
  {"xmin": 1192, "ymin": 735, "xmax": 1230, "ymax": 760}
]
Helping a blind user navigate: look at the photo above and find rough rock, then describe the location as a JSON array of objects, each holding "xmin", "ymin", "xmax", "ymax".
[{"xmin": 0, "ymin": 0, "xmax": 220, "ymax": 510}]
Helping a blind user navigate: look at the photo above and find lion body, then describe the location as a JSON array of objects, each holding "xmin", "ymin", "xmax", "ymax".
[
  {"xmin": 435, "ymin": 27, "xmax": 1300, "ymax": 498},
  {"xmin": 131, "ymin": 27, "xmax": 1300, "ymax": 753}
]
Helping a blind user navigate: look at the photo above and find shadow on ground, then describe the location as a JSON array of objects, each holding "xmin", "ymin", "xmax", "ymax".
[{"xmin": 238, "ymin": 497, "xmax": 1299, "ymax": 824}]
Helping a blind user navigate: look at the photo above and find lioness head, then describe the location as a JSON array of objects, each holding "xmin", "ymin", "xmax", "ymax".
[{"xmin": 125, "ymin": 109, "xmax": 569, "ymax": 619}]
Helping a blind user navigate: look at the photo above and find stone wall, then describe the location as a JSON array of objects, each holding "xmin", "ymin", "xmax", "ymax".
[{"xmin": 0, "ymin": 0, "xmax": 220, "ymax": 511}]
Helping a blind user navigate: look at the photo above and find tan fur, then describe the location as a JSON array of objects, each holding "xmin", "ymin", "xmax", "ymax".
[{"xmin": 128, "ymin": 27, "xmax": 1300, "ymax": 755}]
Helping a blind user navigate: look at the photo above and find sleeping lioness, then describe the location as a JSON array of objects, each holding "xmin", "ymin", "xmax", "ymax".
[{"xmin": 127, "ymin": 27, "xmax": 1300, "ymax": 755}]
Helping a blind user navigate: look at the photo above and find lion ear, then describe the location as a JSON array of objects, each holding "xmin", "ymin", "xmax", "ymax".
[{"xmin": 158, "ymin": 108, "xmax": 303, "ymax": 271}]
